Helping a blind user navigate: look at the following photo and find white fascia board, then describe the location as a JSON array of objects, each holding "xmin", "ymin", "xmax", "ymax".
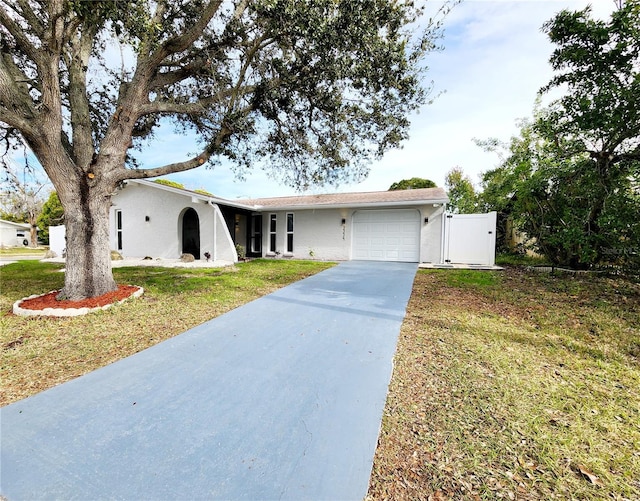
[
  {"xmin": 125, "ymin": 179, "xmax": 257, "ymax": 211},
  {"xmin": 209, "ymin": 198, "xmax": 258, "ymax": 211},
  {"xmin": 0, "ymin": 220, "xmax": 31, "ymax": 229},
  {"xmin": 253, "ymin": 199, "xmax": 450, "ymax": 211}
]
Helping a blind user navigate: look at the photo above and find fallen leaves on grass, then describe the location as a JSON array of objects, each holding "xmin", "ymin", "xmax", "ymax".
[
  {"xmin": 574, "ymin": 464, "xmax": 603, "ymax": 487},
  {"xmin": 368, "ymin": 267, "xmax": 640, "ymax": 500}
]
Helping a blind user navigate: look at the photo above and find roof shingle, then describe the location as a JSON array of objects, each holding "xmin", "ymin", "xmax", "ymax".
[{"xmin": 236, "ymin": 187, "xmax": 448, "ymax": 209}]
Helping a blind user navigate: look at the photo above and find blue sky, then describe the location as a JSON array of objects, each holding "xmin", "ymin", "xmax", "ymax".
[{"xmin": 10, "ymin": 1, "xmax": 616, "ymax": 201}]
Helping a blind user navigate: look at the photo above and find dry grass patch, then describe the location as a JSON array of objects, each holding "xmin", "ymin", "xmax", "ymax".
[
  {"xmin": 1, "ymin": 259, "xmax": 333, "ymax": 406},
  {"xmin": 368, "ymin": 268, "xmax": 640, "ymax": 500}
]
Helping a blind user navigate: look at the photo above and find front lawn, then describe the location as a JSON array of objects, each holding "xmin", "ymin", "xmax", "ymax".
[
  {"xmin": 2, "ymin": 262, "xmax": 638, "ymax": 499},
  {"xmin": 368, "ymin": 268, "xmax": 640, "ymax": 500},
  {"xmin": 0, "ymin": 259, "xmax": 334, "ymax": 405}
]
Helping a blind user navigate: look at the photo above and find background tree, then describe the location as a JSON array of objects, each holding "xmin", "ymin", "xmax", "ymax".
[
  {"xmin": 36, "ymin": 191, "xmax": 64, "ymax": 245},
  {"xmin": 388, "ymin": 177, "xmax": 437, "ymax": 190},
  {"xmin": 479, "ymin": 1, "xmax": 640, "ymax": 270},
  {"xmin": 1, "ymin": 157, "xmax": 49, "ymax": 246},
  {"xmin": 444, "ymin": 166, "xmax": 477, "ymax": 213},
  {"xmin": 481, "ymin": 118, "xmax": 640, "ymax": 268},
  {"xmin": 538, "ymin": 0, "xmax": 640, "ymax": 267},
  {"xmin": 476, "ymin": 122, "xmax": 537, "ymax": 254},
  {"xmin": 0, "ymin": 0, "xmax": 454, "ymax": 299}
]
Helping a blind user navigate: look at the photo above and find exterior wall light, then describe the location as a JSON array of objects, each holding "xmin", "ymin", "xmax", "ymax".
[
  {"xmin": 341, "ymin": 218, "xmax": 346, "ymax": 225},
  {"xmin": 145, "ymin": 216, "xmax": 150, "ymax": 222},
  {"xmin": 424, "ymin": 217, "xmax": 429, "ymax": 224}
]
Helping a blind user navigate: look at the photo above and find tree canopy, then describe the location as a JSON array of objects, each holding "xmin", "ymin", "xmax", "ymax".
[
  {"xmin": 444, "ymin": 167, "xmax": 477, "ymax": 213},
  {"xmin": 0, "ymin": 0, "xmax": 453, "ymax": 299},
  {"xmin": 479, "ymin": 1, "xmax": 640, "ymax": 270},
  {"xmin": 388, "ymin": 177, "xmax": 437, "ymax": 191},
  {"xmin": 1, "ymin": 0, "xmax": 452, "ymax": 189},
  {"xmin": 36, "ymin": 190, "xmax": 64, "ymax": 244}
]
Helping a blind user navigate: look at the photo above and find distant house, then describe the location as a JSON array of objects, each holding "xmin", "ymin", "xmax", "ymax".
[
  {"xmin": 108, "ymin": 179, "xmax": 450, "ymax": 263},
  {"xmin": 0, "ymin": 219, "xmax": 31, "ymax": 248}
]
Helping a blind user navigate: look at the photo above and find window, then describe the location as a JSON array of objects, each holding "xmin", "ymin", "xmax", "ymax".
[
  {"xmin": 115, "ymin": 210, "xmax": 123, "ymax": 251},
  {"xmin": 286, "ymin": 213, "xmax": 294, "ymax": 253},
  {"xmin": 269, "ymin": 214, "xmax": 277, "ymax": 253},
  {"xmin": 251, "ymin": 215, "xmax": 262, "ymax": 254}
]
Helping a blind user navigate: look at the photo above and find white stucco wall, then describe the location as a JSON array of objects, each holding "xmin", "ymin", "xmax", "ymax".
[
  {"xmin": 110, "ymin": 183, "xmax": 217, "ymax": 259},
  {"xmin": 110, "ymin": 181, "xmax": 448, "ymax": 263},
  {"xmin": 261, "ymin": 205, "xmax": 446, "ymax": 263},
  {"xmin": 0, "ymin": 225, "xmax": 17, "ymax": 247},
  {"xmin": 420, "ymin": 205, "xmax": 446, "ymax": 263},
  {"xmin": 49, "ymin": 225, "xmax": 66, "ymax": 257},
  {"xmin": 213, "ymin": 204, "xmax": 237, "ymax": 262},
  {"xmin": 262, "ymin": 208, "xmax": 351, "ymax": 260}
]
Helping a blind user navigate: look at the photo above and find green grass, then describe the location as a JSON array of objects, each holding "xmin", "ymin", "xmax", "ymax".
[
  {"xmin": 0, "ymin": 247, "xmax": 47, "ymax": 256},
  {"xmin": 496, "ymin": 252, "xmax": 550, "ymax": 266},
  {"xmin": 368, "ymin": 268, "xmax": 640, "ymax": 500},
  {"xmin": 0, "ymin": 259, "xmax": 334, "ymax": 405},
  {"xmin": 438, "ymin": 269, "xmax": 501, "ymax": 288}
]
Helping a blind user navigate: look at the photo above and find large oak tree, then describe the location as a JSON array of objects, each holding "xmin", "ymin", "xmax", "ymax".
[{"xmin": 0, "ymin": 0, "xmax": 451, "ymax": 299}]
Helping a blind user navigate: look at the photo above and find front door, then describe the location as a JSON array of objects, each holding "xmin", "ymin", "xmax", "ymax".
[{"xmin": 182, "ymin": 208, "xmax": 200, "ymax": 259}]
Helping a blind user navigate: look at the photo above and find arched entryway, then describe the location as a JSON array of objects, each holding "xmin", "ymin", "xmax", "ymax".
[{"xmin": 182, "ymin": 208, "xmax": 200, "ymax": 259}]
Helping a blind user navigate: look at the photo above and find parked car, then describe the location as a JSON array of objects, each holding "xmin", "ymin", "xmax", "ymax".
[{"xmin": 15, "ymin": 231, "xmax": 30, "ymax": 247}]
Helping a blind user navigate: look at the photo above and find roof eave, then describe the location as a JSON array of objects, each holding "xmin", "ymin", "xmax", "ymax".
[
  {"xmin": 0, "ymin": 220, "xmax": 31, "ymax": 229},
  {"xmin": 253, "ymin": 198, "xmax": 449, "ymax": 211},
  {"xmin": 124, "ymin": 179, "xmax": 257, "ymax": 211}
]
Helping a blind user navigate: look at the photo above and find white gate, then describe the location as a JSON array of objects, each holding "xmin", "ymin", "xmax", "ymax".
[{"xmin": 443, "ymin": 212, "xmax": 497, "ymax": 266}]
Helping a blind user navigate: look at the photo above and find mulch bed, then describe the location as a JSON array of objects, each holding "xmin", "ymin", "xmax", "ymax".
[{"xmin": 18, "ymin": 285, "xmax": 140, "ymax": 311}]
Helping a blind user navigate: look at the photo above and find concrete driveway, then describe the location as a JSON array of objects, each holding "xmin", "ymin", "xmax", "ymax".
[{"xmin": 1, "ymin": 261, "xmax": 417, "ymax": 500}]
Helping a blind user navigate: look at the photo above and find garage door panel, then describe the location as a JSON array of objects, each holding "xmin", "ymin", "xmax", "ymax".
[{"xmin": 352, "ymin": 209, "xmax": 420, "ymax": 262}]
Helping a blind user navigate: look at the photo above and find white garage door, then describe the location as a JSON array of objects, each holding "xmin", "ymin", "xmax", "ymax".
[{"xmin": 352, "ymin": 209, "xmax": 420, "ymax": 262}]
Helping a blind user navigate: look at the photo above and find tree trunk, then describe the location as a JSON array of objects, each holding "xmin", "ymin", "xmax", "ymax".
[
  {"xmin": 29, "ymin": 225, "xmax": 38, "ymax": 247},
  {"xmin": 57, "ymin": 182, "xmax": 117, "ymax": 301}
]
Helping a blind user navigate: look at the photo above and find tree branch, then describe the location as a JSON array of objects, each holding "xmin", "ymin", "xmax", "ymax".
[
  {"xmin": 66, "ymin": 24, "xmax": 97, "ymax": 168},
  {"xmin": 32, "ymin": 0, "xmax": 65, "ymax": 133},
  {"xmin": 150, "ymin": 0, "xmax": 224, "ymax": 65},
  {"xmin": 149, "ymin": 58, "xmax": 209, "ymax": 89},
  {"xmin": 15, "ymin": 0, "xmax": 44, "ymax": 37},
  {"xmin": 614, "ymin": 148, "xmax": 640, "ymax": 163},
  {"xmin": 139, "ymin": 87, "xmax": 256, "ymax": 116},
  {"xmin": 0, "ymin": 54, "xmax": 37, "ymax": 132},
  {"xmin": 0, "ymin": 3, "xmax": 41, "ymax": 66},
  {"xmin": 111, "ymin": 104, "xmax": 252, "ymax": 183},
  {"xmin": 150, "ymin": 0, "xmax": 168, "ymax": 28},
  {"xmin": 117, "ymin": 152, "xmax": 212, "ymax": 181}
]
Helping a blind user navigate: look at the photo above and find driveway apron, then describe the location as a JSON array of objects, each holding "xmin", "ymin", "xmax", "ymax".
[{"xmin": 1, "ymin": 261, "xmax": 418, "ymax": 500}]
